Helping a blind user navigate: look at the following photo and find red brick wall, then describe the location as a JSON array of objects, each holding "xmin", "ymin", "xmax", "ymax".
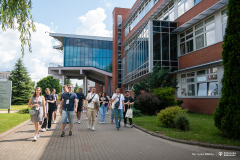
[
  {"xmin": 112, "ymin": 8, "xmax": 130, "ymax": 90},
  {"xmin": 179, "ymin": 42, "xmax": 223, "ymax": 69},
  {"xmin": 176, "ymin": 98, "xmax": 220, "ymax": 115},
  {"xmin": 95, "ymin": 83, "xmax": 103, "ymax": 94}
]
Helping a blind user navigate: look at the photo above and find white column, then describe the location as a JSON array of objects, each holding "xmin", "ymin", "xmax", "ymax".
[
  {"xmin": 148, "ymin": 20, "xmax": 153, "ymax": 73},
  {"xmin": 62, "ymin": 75, "xmax": 65, "ymax": 93},
  {"xmin": 83, "ymin": 76, "xmax": 88, "ymax": 94}
]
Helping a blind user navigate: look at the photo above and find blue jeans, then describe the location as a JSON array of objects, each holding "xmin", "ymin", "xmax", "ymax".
[
  {"xmin": 61, "ymin": 110, "xmax": 74, "ymax": 124},
  {"xmin": 100, "ymin": 104, "xmax": 107, "ymax": 122},
  {"xmin": 111, "ymin": 108, "xmax": 115, "ymax": 121},
  {"xmin": 115, "ymin": 109, "xmax": 123, "ymax": 128}
]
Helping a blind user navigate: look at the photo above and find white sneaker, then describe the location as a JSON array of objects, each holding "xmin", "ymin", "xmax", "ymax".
[
  {"xmin": 65, "ymin": 126, "xmax": 67, "ymax": 130},
  {"xmin": 103, "ymin": 122, "xmax": 105, "ymax": 124},
  {"xmin": 37, "ymin": 134, "xmax": 40, "ymax": 138},
  {"xmin": 54, "ymin": 121, "xmax": 57, "ymax": 124},
  {"xmin": 107, "ymin": 112, "xmax": 108, "ymax": 115},
  {"xmin": 41, "ymin": 128, "xmax": 46, "ymax": 132},
  {"xmin": 86, "ymin": 117, "xmax": 88, "ymax": 119},
  {"xmin": 47, "ymin": 128, "xmax": 50, "ymax": 131},
  {"xmin": 88, "ymin": 125, "xmax": 91, "ymax": 129},
  {"xmin": 100, "ymin": 122, "xmax": 103, "ymax": 124},
  {"xmin": 77, "ymin": 120, "xmax": 81, "ymax": 124},
  {"xmin": 92, "ymin": 127, "xmax": 95, "ymax": 131},
  {"xmin": 33, "ymin": 136, "xmax": 37, "ymax": 141}
]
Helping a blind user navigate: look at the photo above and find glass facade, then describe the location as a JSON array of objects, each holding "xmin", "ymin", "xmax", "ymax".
[
  {"xmin": 153, "ymin": 20, "xmax": 178, "ymax": 71},
  {"xmin": 117, "ymin": 15, "xmax": 123, "ymax": 88},
  {"xmin": 122, "ymin": 24, "xmax": 149, "ymax": 85},
  {"xmin": 64, "ymin": 37, "xmax": 112, "ymax": 72}
]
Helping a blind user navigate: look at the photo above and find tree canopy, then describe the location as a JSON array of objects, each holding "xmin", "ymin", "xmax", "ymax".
[
  {"xmin": 0, "ymin": 0, "xmax": 36, "ymax": 57},
  {"xmin": 8, "ymin": 58, "xmax": 34, "ymax": 104},
  {"xmin": 36, "ymin": 76, "xmax": 61, "ymax": 94}
]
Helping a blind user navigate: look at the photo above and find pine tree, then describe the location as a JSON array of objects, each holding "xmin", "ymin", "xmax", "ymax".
[
  {"xmin": 36, "ymin": 76, "xmax": 61, "ymax": 94},
  {"xmin": 214, "ymin": 0, "xmax": 240, "ymax": 138},
  {"xmin": 8, "ymin": 58, "xmax": 34, "ymax": 104},
  {"xmin": 74, "ymin": 83, "xmax": 79, "ymax": 93}
]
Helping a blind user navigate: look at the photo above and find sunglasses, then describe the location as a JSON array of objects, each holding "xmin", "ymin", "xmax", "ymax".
[{"xmin": 68, "ymin": 87, "xmax": 72, "ymax": 88}]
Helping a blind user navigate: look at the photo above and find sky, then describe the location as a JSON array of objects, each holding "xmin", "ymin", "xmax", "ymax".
[{"xmin": 0, "ymin": 0, "xmax": 136, "ymax": 87}]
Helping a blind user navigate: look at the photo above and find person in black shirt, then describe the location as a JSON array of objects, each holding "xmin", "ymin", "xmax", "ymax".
[
  {"xmin": 124, "ymin": 90, "xmax": 134, "ymax": 128},
  {"xmin": 76, "ymin": 88, "xmax": 85, "ymax": 124},
  {"xmin": 41, "ymin": 88, "xmax": 55, "ymax": 131}
]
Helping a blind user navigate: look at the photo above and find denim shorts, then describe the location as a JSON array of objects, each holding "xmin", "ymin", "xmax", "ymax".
[{"xmin": 61, "ymin": 110, "xmax": 74, "ymax": 124}]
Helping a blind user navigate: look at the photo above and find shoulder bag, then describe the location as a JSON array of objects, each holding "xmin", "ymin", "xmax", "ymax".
[{"xmin": 115, "ymin": 94, "xmax": 121, "ymax": 109}]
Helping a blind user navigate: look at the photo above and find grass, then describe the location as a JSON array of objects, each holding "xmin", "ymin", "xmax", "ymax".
[
  {"xmin": 133, "ymin": 113, "xmax": 240, "ymax": 146},
  {"xmin": 0, "ymin": 113, "xmax": 30, "ymax": 134},
  {"xmin": 0, "ymin": 105, "xmax": 28, "ymax": 111}
]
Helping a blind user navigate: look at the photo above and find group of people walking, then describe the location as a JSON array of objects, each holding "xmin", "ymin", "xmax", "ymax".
[{"xmin": 28, "ymin": 84, "xmax": 134, "ymax": 141}]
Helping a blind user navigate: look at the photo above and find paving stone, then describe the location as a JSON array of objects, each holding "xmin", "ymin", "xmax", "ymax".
[{"xmin": 0, "ymin": 112, "xmax": 240, "ymax": 160}]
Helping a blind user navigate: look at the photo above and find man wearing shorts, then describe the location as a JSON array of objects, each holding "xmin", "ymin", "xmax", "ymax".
[
  {"xmin": 59, "ymin": 84, "xmax": 78, "ymax": 137},
  {"xmin": 76, "ymin": 88, "xmax": 85, "ymax": 124}
]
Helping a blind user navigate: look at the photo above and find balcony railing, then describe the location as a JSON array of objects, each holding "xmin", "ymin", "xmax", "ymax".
[{"xmin": 49, "ymin": 63, "xmax": 63, "ymax": 67}]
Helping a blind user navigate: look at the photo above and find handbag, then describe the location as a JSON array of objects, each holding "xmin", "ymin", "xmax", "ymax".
[
  {"xmin": 115, "ymin": 94, "xmax": 121, "ymax": 109},
  {"xmin": 125, "ymin": 108, "xmax": 133, "ymax": 118},
  {"xmin": 94, "ymin": 102, "xmax": 100, "ymax": 109},
  {"xmin": 29, "ymin": 109, "xmax": 36, "ymax": 115}
]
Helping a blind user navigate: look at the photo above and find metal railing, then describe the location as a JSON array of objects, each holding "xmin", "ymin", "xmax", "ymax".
[{"xmin": 49, "ymin": 63, "xmax": 63, "ymax": 67}]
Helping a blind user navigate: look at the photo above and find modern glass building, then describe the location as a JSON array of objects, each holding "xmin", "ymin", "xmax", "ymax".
[
  {"xmin": 48, "ymin": 33, "xmax": 113, "ymax": 95},
  {"xmin": 64, "ymin": 37, "xmax": 112, "ymax": 72}
]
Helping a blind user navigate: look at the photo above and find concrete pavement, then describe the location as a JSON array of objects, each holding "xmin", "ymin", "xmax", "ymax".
[{"xmin": 0, "ymin": 111, "xmax": 239, "ymax": 160}]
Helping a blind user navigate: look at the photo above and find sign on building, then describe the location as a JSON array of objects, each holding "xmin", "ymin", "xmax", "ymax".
[{"xmin": 0, "ymin": 80, "xmax": 12, "ymax": 109}]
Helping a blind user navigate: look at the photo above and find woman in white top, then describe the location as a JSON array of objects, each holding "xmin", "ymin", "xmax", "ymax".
[{"xmin": 28, "ymin": 87, "xmax": 47, "ymax": 141}]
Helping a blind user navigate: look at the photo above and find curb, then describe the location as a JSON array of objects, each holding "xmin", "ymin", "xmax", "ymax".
[
  {"xmin": 133, "ymin": 124, "xmax": 240, "ymax": 151},
  {"xmin": 0, "ymin": 119, "xmax": 30, "ymax": 140}
]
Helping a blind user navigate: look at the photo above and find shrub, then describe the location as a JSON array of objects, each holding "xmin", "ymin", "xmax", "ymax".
[
  {"xmin": 157, "ymin": 106, "xmax": 188, "ymax": 127},
  {"xmin": 132, "ymin": 107, "xmax": 143, "ymax": 117},
  {"xmin": 176, "ymin": 100, "xmax": 183, "ymax": 107},
  {"xmin": 173, "ymin": 113, "xmax": 190, "ymax": 131},
  {"xmin": 18, "ymin": 108, "xmax": 30, "ymax": 114},
  {"xmin": 136, "ymin": 93, "xmax": 160, "ymax": 115},
  {"xmin": 152, "ymin": 87, "xmax": 177, "ymax": 110}
]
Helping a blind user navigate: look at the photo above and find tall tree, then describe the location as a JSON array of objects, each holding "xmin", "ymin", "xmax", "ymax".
[
  {"xmin": 214, "ymin": 0, "xmax": 240, "ymax": 138},
  {"xmin": 74, "ymin": 83, "xmax": 79, "ymax": 93},
  {"xmin": 0, "ymin": 0, "xmax": 36, "ymax": 57},
  {"xmin": 8, "ymin": 58, "xmax": 33, "ymax": 104},
  {"xmin": 66, "ymin": 79, "xmax": 71, "ymax": 86},
  {"xmin": 36, "ymin": 76, "xmax": 61, "ymax": 94}
]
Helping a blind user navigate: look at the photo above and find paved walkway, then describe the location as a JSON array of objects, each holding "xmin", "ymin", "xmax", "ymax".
[{"xmin": 0, "ymin": 112, "xmax": 239, "ymax": 160}]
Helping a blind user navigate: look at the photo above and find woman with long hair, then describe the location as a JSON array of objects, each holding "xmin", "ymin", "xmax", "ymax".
[
  {"xmin": 28, "ymin": 87, "xmax": 47, "ymax": 141},
  {"xmin": 99, "ymin": 92, "xmax": 109, "ymax": 123}
]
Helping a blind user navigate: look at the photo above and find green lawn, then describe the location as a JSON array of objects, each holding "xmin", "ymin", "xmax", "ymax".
[
  {"xmin": 0, "ymin": 105, "xmax": 28, "ymax": 111},
  {"xmin": 133, "ymin": 113, "xmax": 240, "ymax": 146},
  {"xmin": 0, "ymin": 113, "xmax": 30, "ymax": 134}
]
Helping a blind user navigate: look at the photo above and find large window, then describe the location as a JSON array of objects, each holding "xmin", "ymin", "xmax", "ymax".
[
  {"xmin": 195, "ymin": 16, "xmax": 215, "ymax": 50},
  {"xmin": 178, "ymin": 0, "xmax": 202, "ymax": 17},
  {"xmin": 221, "ymin": 8, "xmax": 228, "ymax": 37},
  {"xmin": 64, "ymin": 38, "xmax": 112, "ymax": 72},
  {"xmin": 180, "ymin": 67, "xmax": 219, "ymax": 97},
  {"xmin": 180, "ymin": 28, "xmax": 193, "ymax": 55},
  {"xmin": 157, "ymin": 2, "xmax": 175, "ymax": 21},
  {"xmin": 122, "ymin": 24, "xmax": 149, "ymax": 84}
]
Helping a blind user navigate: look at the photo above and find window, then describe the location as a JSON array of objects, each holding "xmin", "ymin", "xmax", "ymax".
[
  {"xmin": 157, "ymin": 2, "xmax": 175, "ymax": 21},
  {"xmin": 180, "ymin": 28, "xmax": 194, "ymax": 55},
  {"xmin": 178, "ymin": 0, "xmax": 202, "ymax": 17},
  {"xmin": 221, "ymin": 8, "xmax": 228, "ymax": 37},
  {"xmin": 194, "ymin": 16, "xmax": 215, "ymax": 51},
  {"xmin": 180, "ymin": 67, "xmax": 219, "ymax": 97}
]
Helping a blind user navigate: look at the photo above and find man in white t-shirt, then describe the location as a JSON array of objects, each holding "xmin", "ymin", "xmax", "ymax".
[
  {"xmin": 112, "ymin": 87, "xmax": 125, "ymax": 130},
  {"xmin": 86, "ymin": 87, "xmax": 99, "ymax": 131}
]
